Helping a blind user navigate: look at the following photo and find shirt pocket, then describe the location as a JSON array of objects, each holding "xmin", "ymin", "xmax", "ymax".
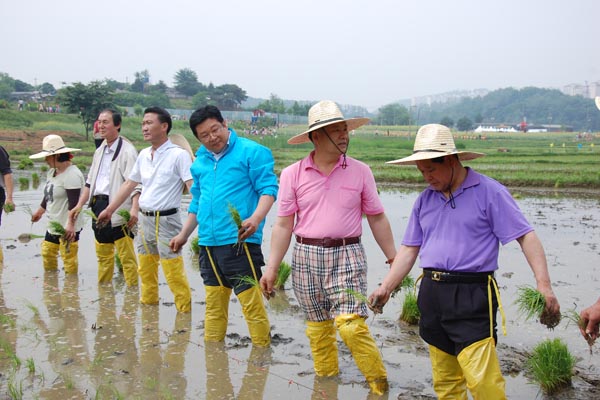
[{"xmin": 338, "ymin": 186, "xmax": 361, "ymax": 209}]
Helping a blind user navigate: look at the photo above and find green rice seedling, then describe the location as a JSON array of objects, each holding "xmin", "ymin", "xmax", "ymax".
[
  {"xmin": 515, "ymin": 285, "xmax": 560, "ymax": 329},
  {"xmin": 63, "ymin": 373, "xmax": 75, "ymax": 389},
  {"xmin": 563, "ymin": 308, "xmax": 596, "ymax": 352},
  {"xmin": 190, "ymin": 236, "xmax": 199, "ymax": 255},
  {"xmin": 234, "ymin": 275, "xmax": 259, "ymax": 290},
  {"xmin": 527, "ymin": 338, "xmax": 575, "ymax": 394},
  {"xmin": 116, "ymin": 209, "xmax": 131, "ymax": 222},
  {"xmin": 41, "ymin": 165, "xmax": 48, "ymax": 172},
  {"xmin": 31, "ymin": 172, "xmax": 40, "ymax": 187},
  {"xmin": 3, "ymin": 202, "xmax": 15, "ymax": 213},
  {"xmin": 7, "ymin": 377, "xmax": 23, "ymax": 400},
  {"xmin": 145, "ymin": 376, "xmax": 159, "ymax": 390},
  {"xmin": 17, "ymin": 232, "xmax": 44, "ymax": 243},
  {"xmin": 391, "ymin": 274, "xmax": 415, "ymax": 298},
  {"xmin": 400, "ymin": 291, "xmax": 420, "ymax": 325},
  {"xmin": 0, "ymin": 313, "xmax": 16, "ymax": 328},
  {"xmin": 84, "ymin": 209, "xmax": 98, "ymax": 221},
  {"xmin": 18, "ymin": 177, "xmax": 29, "ymax": 190},
  {"xmin": 228, "ymin": 203, "xmax": 243, "ymax": 229},
  {"xmin": 115, "ymin": 253, "xmax": 123, "ymax": 272},
  {"xmin": 274, "ymin": 261, "xmax": 292, "ymax": 289},
  {"xmin": 24, "ymin": 301, "xmax": 40, "ymax": 317},
  {"xmin": 18, "ymin": 158, "xmax": 33, "ymax": 170},
  {"xmin": 48, "ymin": 220, "xmax": 70, "ymax": 252},
  {"xmin": 26, "ymin": 357, "xmax": 35, "ymax": 374}
]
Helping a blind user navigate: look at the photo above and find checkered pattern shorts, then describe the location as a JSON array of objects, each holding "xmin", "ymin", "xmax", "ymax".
[{"xmin": 292, "ymin": 242, "xmax": 369, "ymax": 322}]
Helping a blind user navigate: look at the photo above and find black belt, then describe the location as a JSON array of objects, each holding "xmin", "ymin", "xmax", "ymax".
[
  {"xmin": 140, "ymin": 208, "xmax": 178, "ymax": 217},
  {"xmin": 93, "ymin": 194, "xmax": 109, "ymax": 201},
  {"xmin": 296, "ymin": 235, "xmax": 360, "ymax": 248},
  {"xmin": 423, "ymin": 269, "xmax": 493, "ymax": 283}
]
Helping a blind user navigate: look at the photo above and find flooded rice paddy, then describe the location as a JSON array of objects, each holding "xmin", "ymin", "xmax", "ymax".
[{"xmin": 1, "ymin": 187, "xmax": 599, "ymax": 399}]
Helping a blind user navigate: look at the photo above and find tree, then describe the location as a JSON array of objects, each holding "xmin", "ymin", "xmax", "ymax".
[
  {"xmin": 213, "ymin": 84, "xmax": 247, "ymax": 109},
  {"xmin": 174, "ymin": 68, "xmax": 202, "ymax": 96},
  {"xmin": 131, "ymin": 70, "xmax": 150, "ymax": 93},
  {"xmin": 14, "ymin": 79, "xmax": 34, "ymax": 92},
  {"xmin": 257, "ymin": 94, "xmax": 286, "ymax": 114},
  {"xmin": 456, "ymin": 116, "xmax": 473, "ymax": 131},
  {"xmin": 440, "ymin": 116, "xmax": 454, "ymax": 128},
  {"xmin": 288, "ymin": 101, "xmax": 311, "ymax": 116},
  {"xmin": 0, "ymin": 73, "xmax": 15, "ymax": 100},
  {"xmin": 377, "ymin": 103, "xmax": 410, "ymax": 125},
  {"xmin": 39, "ymin": 82, "xmax": 56, "ymax": 95},
  {"xmin": 58, "ymin": 81, "xmax": 114, "ymax": 140},
  {"xmin": 191, "ymin": 91, "xmax": 215, "ymax": 109}
]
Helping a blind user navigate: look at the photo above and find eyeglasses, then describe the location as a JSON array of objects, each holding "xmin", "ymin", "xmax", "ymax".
[{"xmin": 197, "ymin": 124, "xmax": 223, "ymax": 142}]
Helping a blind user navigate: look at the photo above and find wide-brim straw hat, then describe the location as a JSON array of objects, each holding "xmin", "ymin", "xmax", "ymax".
[
  {"xmin": 170, "ymin": 133, "xmax": 195, "ymax": 162},
  {"xmin": 387, "ymin": 124, "xmax": 485, "ymax": 165},
  {"xmin": 29, "ymin": 134, "xmax": 81, "ymax": 159},
  {"xmin": 595, "ymin": 96, "xmax": 600, "ymax": 111},
  {"xmin": 288, "ymin": 100, "xmax": 370, "ymax": 144}
]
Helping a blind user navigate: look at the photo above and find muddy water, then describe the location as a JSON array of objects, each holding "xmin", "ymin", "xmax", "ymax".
[{"xmin": 1, "ymin": 188, "xmax": 599, "ymax": 399}]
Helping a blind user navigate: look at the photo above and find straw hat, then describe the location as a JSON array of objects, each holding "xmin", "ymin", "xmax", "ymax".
[
  {"xmin": 29, "ymin": 134, "xmax": 81, "ymax": 159},
  {"xmin": 170, "ymin": 133, "xmax": 195, "ymax": 162},
  {"xmin": 387, "ymin": 124, "xmax": 485, "ymax": 165},
  {"xmin": 288, "ymin": 100, "xmax": 370, "ymax": 144},
  {"xmin": 595, "ymin": 96, "xmax": 600, "ymax": 111}
]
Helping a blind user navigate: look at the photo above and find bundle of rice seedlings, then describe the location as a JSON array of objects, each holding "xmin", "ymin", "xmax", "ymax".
[
  {"xmin": 116, "ymin": 209, "xmax": 131, "ymax": 222},
  {"xmin": 228, "ymin": 203, "xmax": 244, "ymax": 254},
  {"xmin": 563, "ymin": 309, "xmax": 596, "ymax": 353},
  {"xmin": 3, "ymin": 203, "xmax": 15, "ymax": 213},
  {"xmin": 527, "ymin": 338, "xmax": 575, "ymax": 394},
  {"xmin": 235, "ymin": 275, "xmax": 259, "ymax": 290},
  {"xmin": 48, "ymin": 221, "xmax": 69, "ymax": 252},
  {"xmin": 515, "ymin": 285, "xmax": 560, "ymax": 329},
  {"xmin": 400, "ymin": 291, "xmax": 420, "ymax": 325},
  {"xmin": 84, "ymin": 209, "xmax": 98, "ymax": 221},
  {"xmin": 391, "ymin": 274, "xmax": 415, "ymax": 298},
  {"xmin": 274, "ymin": 261, "xmax": 291, "ymax": 289},
  {"xmin": 190, "ymin": 236, "xmax": 199, "ymax": 255}
]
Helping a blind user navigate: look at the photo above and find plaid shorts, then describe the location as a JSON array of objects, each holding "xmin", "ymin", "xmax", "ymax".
[{"xmin": 292, "ymin": 242, "xmax": 368, "ymax": 322}]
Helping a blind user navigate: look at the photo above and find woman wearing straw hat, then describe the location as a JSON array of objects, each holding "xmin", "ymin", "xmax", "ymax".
[
  {"xmin": 260, "ymin": 100, "xmax": 397, "ymax": 395},
  {"xmin": 368, "ymin": 124, "xmax": 561, "ymax": 399},
  {"xmin": 30, "ymin": 134, "xmax": 85, "ymax": 274}
]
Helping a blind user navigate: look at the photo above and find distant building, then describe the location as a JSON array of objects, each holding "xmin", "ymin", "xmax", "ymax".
[
  {"xmin": 474, "ymin": 124, "xmax": 518, "ymax": 133},
  {"xmin": 561, "ymin": 81, "xmax": 600, "ymax": 99}
]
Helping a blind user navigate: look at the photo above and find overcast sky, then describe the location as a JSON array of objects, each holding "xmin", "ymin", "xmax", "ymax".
[{"xmin": 1, "ymin": 0, "xmax": 598, "ymax": 111}]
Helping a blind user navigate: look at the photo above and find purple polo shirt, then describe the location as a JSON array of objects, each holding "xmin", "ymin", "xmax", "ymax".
[
  {"xmin": 277, "ymin": 152, "xmax": 384, "ymax": 238},
  {"xmin": 402, "ymin": 168, "xmax": 533, "ymax": 272}
]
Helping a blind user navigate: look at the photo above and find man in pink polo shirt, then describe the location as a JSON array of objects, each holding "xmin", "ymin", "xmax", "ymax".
[{"xmin": 260, "ymin": 100, "xmax": 396, "ymax": 395}]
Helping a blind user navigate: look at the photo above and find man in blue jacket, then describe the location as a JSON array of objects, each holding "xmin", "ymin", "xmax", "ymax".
[{"xmin": 170, "ymin": 105, "xmax": 278, "ymax": 346}]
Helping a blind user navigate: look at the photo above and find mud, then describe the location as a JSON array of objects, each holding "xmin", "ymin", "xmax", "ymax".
[{"xmin": 1, "ymin": 188, "xmax": 599, "ymax": 399}]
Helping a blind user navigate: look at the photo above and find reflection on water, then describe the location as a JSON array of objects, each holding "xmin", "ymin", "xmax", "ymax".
[{"xmin": 1, "ymin": 188, "xmax": 599, "ymax": 399}]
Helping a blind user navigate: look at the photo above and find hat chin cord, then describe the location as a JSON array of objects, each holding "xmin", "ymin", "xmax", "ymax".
[
  {"xmin": 445, "ymin": 166, "xmax": 456, "ymax": 209},
  {"xmin": 322, "ymin": 129, "xmax": 348, "ymax": 169}
]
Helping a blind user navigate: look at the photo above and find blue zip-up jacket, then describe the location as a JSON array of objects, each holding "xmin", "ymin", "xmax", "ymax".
[{"xmin": 188, "ymin": 128, "xmax": 278, "ymax": 246}]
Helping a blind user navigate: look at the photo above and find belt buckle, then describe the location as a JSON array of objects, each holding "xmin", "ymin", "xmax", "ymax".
[{"xmin": 431, "ymin": 271, "xmax": 442, "ymax": 281}]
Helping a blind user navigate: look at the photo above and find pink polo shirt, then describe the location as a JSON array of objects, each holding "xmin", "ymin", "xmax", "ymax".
[{"xmin": 277, "ymin": 152, "xmax": 384, "ymax": 238}]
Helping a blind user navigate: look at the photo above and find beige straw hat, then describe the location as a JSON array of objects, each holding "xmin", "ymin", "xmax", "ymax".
[
  {"xmin": 288, "ymin": 100, "xmax": 370, "ymax": 144},
  {"xmin": 170, "ymin": 133, "xmax": 195, "ymax": 162},
  {"xmin": 595, "ymin": 96, "xmax": 600, "ymax": 111},
  {"xmin": 29, "ymin": 134, "xmax": 81, "ymax": 159},
  {"xmin": 387, "ymin": 124, "xmax": 485, "ymax": 165}
]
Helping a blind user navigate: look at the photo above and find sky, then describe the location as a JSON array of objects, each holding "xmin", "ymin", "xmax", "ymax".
[{"xmin": 1, "ymin": 0, "xmax": 598, "ymax": 111}]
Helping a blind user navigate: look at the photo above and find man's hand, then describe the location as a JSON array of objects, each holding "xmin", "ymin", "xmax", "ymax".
[
  {"xmin": 69, "ymin": 206, "xmax": 82, "ymax": 223},
  {"xmin": 239, "ymin": 216, "xmax": 260, "ymax": 242},
  {"xmin": 538, "ymin": 285, "xmax": 561, "ymax": 329},
  {"xmin": 96, "ymin": 208, "xmax": 112, "ymax": 229},
  {"xmin": 368, "ymin": 286, "xmax": 392, "ymax": 314},
  {"xmin": 580, "ymin": 299, "xmax": 600, "ymax": 343},
  {"xmin": 259, "ymin": 267, "xmax": 278, "ymax": 299},
  {"xmin": 169, "ymin": 233, "xmax": 187, "ymax": 253}
]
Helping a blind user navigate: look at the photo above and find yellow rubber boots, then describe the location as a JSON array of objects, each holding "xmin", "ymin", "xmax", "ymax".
[
  {"xmin": 335, "ymin": 314, "xmax": 388, "ymax": 395},
  {"xmin": 204, "ymin": 285, "xmax": 232, "ymax": 342},
  {"xmin": 114, "ymin": 236, "xmax": 138, "ymax": 287},
  {"xmin": 306, "ymin": 319, "xmax": 339, "ymax": 377},
  {"xmin": 41, "ymin": 241, "xmax": 60, "ymax": 271},
  {"xmin": 138, "ymin": 254, "xmax": 160, "ymax": 305},
  {"xmin": 237, "ymin": 286, "xmax": 270, "ymax": 347},
  {"xmin": 59, "ymin": 241, "xmax": 79, "ymax": 274},
  {"xmin": 161, "ymin": 256, "xmax": 191, "ymax": 313},
  {"xmin": 429, "ymin": 345, "xmax": 468, "ymax": 400},
  {"xmin": 456, "ymin": 337, "xmax": 506, "ymax": 400},
  {"xmin": 96, "ymin": 242, "xmax": 115, "ymax": 283}
]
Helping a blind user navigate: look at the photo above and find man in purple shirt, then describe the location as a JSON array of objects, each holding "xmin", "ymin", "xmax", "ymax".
[
  {"xmin": 260, "ymin": 100, "xmax": 396, "ymax": 395},
  {"xmin": 369, "ymin": 124, "xmax": 560, "ymax": 399}
]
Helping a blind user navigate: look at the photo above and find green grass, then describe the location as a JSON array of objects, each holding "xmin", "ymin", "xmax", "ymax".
[
  {"xmin": 2, "ymin": 110, "xmax": 599, "ymax": 189},
  {"xmin": 527, "ymin": 338, "xmax": 575, "ymax": 394}
]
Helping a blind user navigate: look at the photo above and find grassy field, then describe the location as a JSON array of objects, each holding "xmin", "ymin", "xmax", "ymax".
[{"xmin": 1, "ymin": 109, "xmax": 599, "ymax": 189}]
